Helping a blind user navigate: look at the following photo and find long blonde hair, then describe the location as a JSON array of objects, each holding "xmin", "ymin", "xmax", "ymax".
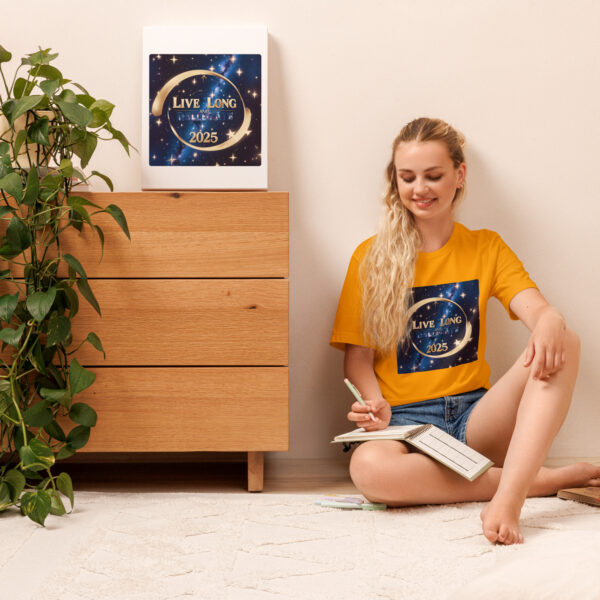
[{"xmin": 359, "ymin": 117, "xmax": 466, "ymax": 356}]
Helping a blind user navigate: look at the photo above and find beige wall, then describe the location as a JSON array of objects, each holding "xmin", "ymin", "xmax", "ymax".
[{"xmin": 5, "ymin": 0, "xmax": 599, "ymax": 464}]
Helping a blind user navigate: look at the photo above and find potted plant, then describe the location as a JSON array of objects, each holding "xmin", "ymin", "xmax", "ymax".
[{"xmin": 0, "ymin": 45, "xmax": 132, "ymax": 525}]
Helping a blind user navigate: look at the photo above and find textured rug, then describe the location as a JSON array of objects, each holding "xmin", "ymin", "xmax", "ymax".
[{"xmin": 2, "ymin": 492, "xmax": 600, "ymax": 600}]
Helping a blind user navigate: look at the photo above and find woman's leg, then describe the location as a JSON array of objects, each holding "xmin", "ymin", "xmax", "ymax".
[
  {"xmin": 349, "ymin": 330, "xmax": 600, "ymax": 544},
  {"xmin": 465, "ymin": 329, "xmax": 581, "ymax": 544},
  {"xmin": 350, "ymin": 439, "xmax": 600, "ymax": 508}
]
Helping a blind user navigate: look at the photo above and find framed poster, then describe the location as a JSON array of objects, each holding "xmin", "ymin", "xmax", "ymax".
[{"xmin": 142, "ymin": 26, "xmax": 267, "ymax": 190}]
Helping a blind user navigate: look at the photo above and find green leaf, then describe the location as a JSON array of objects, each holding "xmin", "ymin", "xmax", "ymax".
[
  {"xmin": 0, "ymin": 141, "xmax": 9, "ymax": 155},
  {"xmin": 19, "ymin": 438, "xmax": 55, "ymax": 471},
  {"xmin": 86, "ymin": 332, "xmax": 105, "ymax": 358},
  {"xmin": 59, "ymin": 158, "xmax": 74, "ymax": 177},
  {"xmin": 0, "ymin": 172, "xmax": 24, "ymax": 202},
  {"xmin": 90, "ymin": 99, "xmax": 114, "ymax": 119},
  {"xmin": 29, "ymin": 64, "xmax": 63, "ymax": 80},
  {"xmin": 57, "ymin": 282, "xmax": 79, "ymax": 318},
  {"xmin": 40, "ymin": 387, "xmax": 70, "ymax": 404},
  {"xmin": 69, "ymin": 402, "xmax": 97, "ymax": 427},
  {"xmin": 3, "ymin": 95, "xmax": 44, "ymax": 125},
  {"xmin": 0, "ymin": 323, "xmax": 25, "ymax": 346},
  {"xmin": 22, "ymin": 165, "xmax": 40, "ymax": 206},
  {"xmin": 49, "ymin": 489, "xmax": 67, "ymax": 516},
  {"xmin": 0, "ymin": 205, "xmax": 14, "ymax": 218},
  {"xmin": 3, "ymin": 469, "xmax": 26, "ymax": 502},
  {"xmin": 56, "ymin": 472, "xmax": 74, "ymax": 508},
  {"xmin": 66, "ymin": 425, "xmax": 90, "ymax": 450},
  {"xmin": 107, "ymin": 125, "xmax": 132, "ymax": 155},
  {"xmin": 13, "ymin": 129, "xmax": 27, "ymax": 156},
  {"xmin": 88, "ymin": 108, "xmax": 107, "ymax": 129},
  {"xmin": 72, "ymin": 131, "xmax": 97, "ymax": 169},
  {"xmin": 27, "ymin": 116, "xmax": 50, "ymax": 146},
  {"xmin": 20, "ymin": 489, "xmax": 51, "ymax": 526},
  {"xmin": 24, "ymin": 48, "xmax": 59, "ymax": 66},
  {"xmin": 94, "ymin": 225, "xmax": 105, "ymax": 260},
  {"xmin": 77, "ymin": 277, "xmax": 101, "ymax": 315},
  {"xmin": 30, "ymin": 340, "xmax": 47, "ymax": 375},
  {"xmin": 40, "ymin": 78, "xmax": 60, "ymax": 97},
  {"xmin": 26, "ymin": 287, "xmax": 56, "ymax": 322},
  {"xmin": 104, "ymin": 204, "xmax": 130, "ymax": 239},
  {"xmin": 0, "ymin": 482, "xmax": 11, "ymax": 510},
  {"xmin": 69, "ymin": 358, "xmax": 96, "ymax": 395},
  {"xmin": 43, "ymin": 420, "xmax": 67, "ymax": 442},
  {"xmin": 54, "ymin": 98, "xmax": 92, "ymax": 128},
  {"xmin": 0, "ymin": 292, "xmax": 19, "ymax": 321},
  {"xmin": 23, "ymin": 400, "xmax": 53, "ymax": 427},
  {"xmin": 58, "ymin": 88, "xmax": 77, "ymax": 103},
  {"xmin": 6, "ymin": 215, "xmax": 30, "ymax": 251},
  {"xmin": 56, "ymin": 446, "xmax": 75, "ymax": 460},
  {"xmin": 46, "ymin": 314, "xmax": 71, "ymax": 346},
  {"xmin": 0, "ymin": 45, "xmax": 12, "ymax": 63},
  {"xmin": 62, "ymin": 253, "xmax": 87, "ymax": 280},
  {"xmin": 0, "ymin": 390, "xmax": 9, "ymax": 418},
  {"xmin": 76, "ymin": 94, "xmax": 95, "ymax": 108},
  {"xmin": 14, "ymin": 78, "xmax": 36, "ymax": 99}
]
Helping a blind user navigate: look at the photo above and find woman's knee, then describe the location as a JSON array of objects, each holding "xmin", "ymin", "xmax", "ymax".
[{"xmin": 349, "ymin": 440, "xmax": 408, "ymax": 491}]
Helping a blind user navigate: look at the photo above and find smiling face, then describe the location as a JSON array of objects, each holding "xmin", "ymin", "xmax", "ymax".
[{"xmin": 394, "ymin": 140, "xmax": 466, "ymax": 226}]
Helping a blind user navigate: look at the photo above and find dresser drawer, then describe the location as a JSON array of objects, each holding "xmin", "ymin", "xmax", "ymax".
[
  {"xmin": 58, "ymin": 192, "xmax": 289, "ymax": 278},
  {"xmin": 72, "ymin": 279, "xmax": 288, "ymax": 366},
  {"xmin": 64, "ymin": 367, "xmax": 289, "ymax": 452}
]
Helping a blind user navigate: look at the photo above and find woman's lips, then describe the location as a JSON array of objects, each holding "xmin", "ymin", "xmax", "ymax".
[{"xmin": 413, "ymin": 198, "xmax": 436, "ymax": 209}]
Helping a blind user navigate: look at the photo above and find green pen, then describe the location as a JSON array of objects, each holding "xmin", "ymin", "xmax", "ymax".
[{"xmin": 344, "ymin": 377, "xmax": 376, "ymax": 422}]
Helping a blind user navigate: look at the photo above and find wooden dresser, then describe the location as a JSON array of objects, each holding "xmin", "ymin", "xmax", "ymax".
[{"xmin": 62, "ymin": 191, "xmax": 289, "ymax": 491}]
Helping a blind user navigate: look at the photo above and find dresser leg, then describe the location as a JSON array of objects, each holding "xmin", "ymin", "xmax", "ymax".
[{"xmin": 247, "ymin": 451, "xmax": 264, "ymax": 492}]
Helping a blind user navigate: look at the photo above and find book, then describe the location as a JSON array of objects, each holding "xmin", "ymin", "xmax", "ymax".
[
  {"xmin": 314, "ymin": 494, "xmax": 387, "ymax": 510},
  {"xmin": 332, "ymin": 424, "xmax": 493, "ymax": 482},
  {"xmin": 557, "ymin": 487, "xmax": 600, "ymax": 507}
]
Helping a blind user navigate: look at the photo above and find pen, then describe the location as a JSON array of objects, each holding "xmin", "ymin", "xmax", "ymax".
[{"xmin": 344, "ymin": 377, "xmax": 376, "ymax": 422}]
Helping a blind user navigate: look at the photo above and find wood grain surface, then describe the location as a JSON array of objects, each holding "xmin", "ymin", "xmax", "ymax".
[{"xmin": 58, "ymin": 367, "xmax": 289, "ymax": 452}]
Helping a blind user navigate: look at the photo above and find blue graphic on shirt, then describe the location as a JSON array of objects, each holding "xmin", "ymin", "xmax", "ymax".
[{"xmin": 397, "ymin": 279, "xmax": 480, "ymax": 373}]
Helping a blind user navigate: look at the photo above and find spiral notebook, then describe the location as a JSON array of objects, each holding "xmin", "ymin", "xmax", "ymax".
[{"xmin": 332, "ymin": 424, "xmax": 493, "ymax": 482}]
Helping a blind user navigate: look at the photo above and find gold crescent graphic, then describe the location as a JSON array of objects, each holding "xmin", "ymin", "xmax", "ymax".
[
  {"xmin": 151, "ymin": 69, "xmax": 251, "ymax": 152},
  {"xmin": 406, "ymin": 297, "xmax": 472, "ymax": 359}
]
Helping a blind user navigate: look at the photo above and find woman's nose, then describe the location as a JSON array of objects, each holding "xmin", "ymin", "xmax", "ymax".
[{"xmin": 414, "ymin": 177, "xmax": 430, "ymax": 195}]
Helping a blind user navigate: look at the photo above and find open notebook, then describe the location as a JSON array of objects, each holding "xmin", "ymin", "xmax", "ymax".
[{"xmin": 332, "ymin": 424, "xmax": 493, "ymax": 482}]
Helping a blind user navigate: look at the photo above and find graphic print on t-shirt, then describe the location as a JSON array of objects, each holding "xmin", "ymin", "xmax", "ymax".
[{"xmin": 397, "ymin": 279, "xmax": 480, "ymax": 373}]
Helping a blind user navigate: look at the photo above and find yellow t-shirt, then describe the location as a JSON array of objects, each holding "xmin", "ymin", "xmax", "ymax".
[{"xmin": 330, "ymin": 222, "xmax": 537, "ymax": 406}]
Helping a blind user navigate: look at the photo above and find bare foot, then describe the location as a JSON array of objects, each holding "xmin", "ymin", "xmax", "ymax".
[
  {"xmin": 550, "ymin": 462, "xmax": 600, "ymax": 490},
  {"xmin": 480, "ymin": 463, "xmax": 600, "ymax": 545},
  {"xmin": 480, "ymin": 493, "xmax": 525, "ymax": 545}
]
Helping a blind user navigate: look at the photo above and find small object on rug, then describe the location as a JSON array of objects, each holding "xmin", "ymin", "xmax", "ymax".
[
  {"xmin": 315, "ymin": 495, "xmax": 387, "ymax": 510},
  {"xmin": 557, "ymin": 487, "xmax": 600, "ymax": 507}
]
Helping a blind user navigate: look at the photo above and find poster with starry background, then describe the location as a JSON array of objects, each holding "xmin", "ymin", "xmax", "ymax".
[
  {"xmin": 149, "ymin": 53, "xmax": 261, "ymax": 167},
  {"xmin": 397, "ymin": 279, "xmax": 480, "ymax": 373}
]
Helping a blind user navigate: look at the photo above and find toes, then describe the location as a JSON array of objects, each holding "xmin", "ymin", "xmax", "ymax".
[{"xmin": 483, "ymin": 527, "xmax": 498, "ymax": 544}]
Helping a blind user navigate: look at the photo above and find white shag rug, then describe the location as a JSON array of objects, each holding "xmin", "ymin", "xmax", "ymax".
[{"xmin": 2, "ymin": 492, "xmax": 600, "ymax": 600}]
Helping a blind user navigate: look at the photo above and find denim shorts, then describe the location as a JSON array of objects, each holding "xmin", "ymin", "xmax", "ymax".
[{"xmin": 388, "ymin": 388, "xmax": 488, "ymax": 444}]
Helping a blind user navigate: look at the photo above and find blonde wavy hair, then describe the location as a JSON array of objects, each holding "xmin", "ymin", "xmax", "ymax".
[{"xmin": 359, "ymin": 117, "xmax": 466, "ymax": 356}]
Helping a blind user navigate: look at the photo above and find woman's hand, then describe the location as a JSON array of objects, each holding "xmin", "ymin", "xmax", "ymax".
[
  {"xmin": 347, "ymin": 395, "xmax": 391, "ymax": 431},
  {"xmin": 523, "ymin": 307, "xmax": 567, "ymax": 380}
]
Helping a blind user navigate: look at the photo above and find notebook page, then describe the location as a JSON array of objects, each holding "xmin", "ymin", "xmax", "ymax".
[
  {"xmin": 333, "ymin": 425, "xmax": 428, "ymax": 442},
  {"xmin": 408, "ymin": 426, "xmax": 492, "ymax": 480}
]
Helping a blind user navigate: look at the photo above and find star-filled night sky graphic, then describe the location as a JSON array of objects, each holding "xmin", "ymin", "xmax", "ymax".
[
  {"xmin": 149, "ymin": 53, "xmax": 261, "ymax": 167},
  {"xmin": 397, "ymin": 279, "xmax": 480, "ymax": 373}
]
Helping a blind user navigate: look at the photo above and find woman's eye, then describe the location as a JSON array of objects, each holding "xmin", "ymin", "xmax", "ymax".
[
  {"xmin": 400, "ymin": 178, "xmax": 414, "ymax": 183},
  {"xmin": 428, "ymin": 175, "xmax": 442, "ymax": 181}
]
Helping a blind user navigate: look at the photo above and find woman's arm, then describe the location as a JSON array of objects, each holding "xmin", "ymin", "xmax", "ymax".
[
  {"xmin": 509, "ymin": 287, "xmax": 567, "ymax": 380},
  {"xmin": 344, "ymin": 344, "xmax": 391, "ymax": 430}
]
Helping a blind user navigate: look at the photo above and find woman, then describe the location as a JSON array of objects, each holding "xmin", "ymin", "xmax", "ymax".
[{"xmin": 330, "ymin": 117, "xmax": 600, "ymax": 545}]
